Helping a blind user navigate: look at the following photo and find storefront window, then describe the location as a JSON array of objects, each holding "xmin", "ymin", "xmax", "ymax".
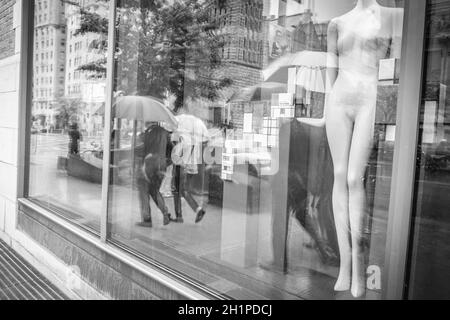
[
  {"xmin": 28, "ymin": 0, "xmax": 109, "ymax": 232},
  {"xmin": 407, "ymin": 0, "xmax": 450, "ymax": 299},
  {"xmin": 106, "ymin": 0, "xmax": 405, "ymax": 299}
]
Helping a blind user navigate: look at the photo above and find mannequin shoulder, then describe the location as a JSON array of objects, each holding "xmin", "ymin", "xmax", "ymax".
[
  {"xmin": 328, "ymin": 11, "xmax": 353, "ymax": 34},
  {"xmin": 327, "ymin": 17, "xmax": 340, "ymax": 34},
  {"xmin": 380, "ymin": 6, "xmax": 404, "ymax": 20}
]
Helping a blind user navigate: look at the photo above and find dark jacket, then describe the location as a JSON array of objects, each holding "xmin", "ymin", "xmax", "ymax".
[
  {"xmin": 68, "ymin": 127, "xmax": 81, "ymax": 154},
  {"xmin": 142, "ymin": 126, "xmax": 174, "ymax": 180}
]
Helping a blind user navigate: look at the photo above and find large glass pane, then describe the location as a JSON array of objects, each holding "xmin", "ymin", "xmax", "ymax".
[
  {"xmin": 408, "ymin": 0, "xmax": 450, "ymax": 300},
  {"xmin": 108, "ymin": 0, "xmax": 404, "ymax": 299},
  {"xmin": 28, "ymin": 0, "xmax": 109, "ymax": 232}
]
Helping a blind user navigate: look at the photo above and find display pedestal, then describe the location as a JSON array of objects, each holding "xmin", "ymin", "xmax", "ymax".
[{"xmin": 220, "ymin": 163, "xmax": 261, "ymax": 269}]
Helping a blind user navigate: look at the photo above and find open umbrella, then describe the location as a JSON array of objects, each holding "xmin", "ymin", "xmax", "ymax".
[
  {"xmin": 112, "ymin": 96, "xmax": 179, "ymax": 179},
  {"xmin": 263, "ymin": 51, "xmax": 328, "ymax": 81},
  {"xmin": 228, "ymin": 82, "xmax": 288, "ymax": 103},
  {"xmin": 263, "ymin": 51, "xmax": 330, "ymax": 93},
  {"xmin": 94, "ymin": 95, "xmax": 178, "ymax": 128},
  {"xmin": 113, "ymin": 95, "xmax": 178, "ymax": 127}
]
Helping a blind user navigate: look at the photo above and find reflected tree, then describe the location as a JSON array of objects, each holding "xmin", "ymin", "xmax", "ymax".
[
  {"xmin": 54, "ymin": 98, "xmax": 84, "ymax": 130},
  {"xmin": 64, "ymin": 0, "xmax": 232, "ymax": 112}
]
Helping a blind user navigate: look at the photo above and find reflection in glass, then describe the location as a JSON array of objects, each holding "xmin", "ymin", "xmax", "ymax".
[
  {"xmin": 106, "ymin": 0, "xmax": 404, "ymax": 299},
  {"xmin": 29, "ymin": 0, "xmax": 109, "ymax": 231},
  {"xmin": 320, "ymin": 0, "xmax": 403, "ymax": 298}
]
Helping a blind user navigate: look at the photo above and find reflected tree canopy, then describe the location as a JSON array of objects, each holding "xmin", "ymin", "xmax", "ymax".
[{"xmin": 67, "ymin": 0, "xmax": 232, "ymax": 111}]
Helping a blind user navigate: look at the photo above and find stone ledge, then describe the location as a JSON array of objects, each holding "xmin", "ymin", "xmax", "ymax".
[{"xmin": 17, "ymin": 199, "xmax": 209, "ymax": 300}]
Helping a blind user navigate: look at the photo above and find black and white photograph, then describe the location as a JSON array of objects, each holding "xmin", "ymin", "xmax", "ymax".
[{"xmin": 0, "ymin": 0, "xmax": 448, "ymax": 305}]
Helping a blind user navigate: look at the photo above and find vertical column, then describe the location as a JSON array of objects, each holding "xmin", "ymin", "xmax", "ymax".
[
  {"xmin": 0, "ymin": 0, "xmax": 29, "ymax": 242},
  {"xmin": 220, "ymin": 162, "xmax": 261, "ymax": 269},
  {"xmin": 270, "ymin": 122, "xmax": 290, "ymax": 273},
  {"xmin": 100, "ymin": 0, "xmax": 117, "ymax": 242}
]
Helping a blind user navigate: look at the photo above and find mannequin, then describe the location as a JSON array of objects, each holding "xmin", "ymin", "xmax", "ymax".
[{"xmin": 299, "ymin": 0, "xmax": 403, "ymax": 297}]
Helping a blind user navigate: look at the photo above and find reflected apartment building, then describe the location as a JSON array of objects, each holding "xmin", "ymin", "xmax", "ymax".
[
  {"xmin": 32, "ymin": 0, "xmax": 66, "ymax": 130},
  {"xmin": 425, "ymin": 0, "xmax": 450, "ymax": 140},
  {"xmin": 32, "ymin": 0, "xmax": 107, "ymax": 134},
  {"xmin": 64, "ymin": 0, "xmax": 107, "ymax": 136}
]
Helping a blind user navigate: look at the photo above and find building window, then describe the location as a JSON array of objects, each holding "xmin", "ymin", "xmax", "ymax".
[{"xmin": 28, "ymin": 0, "xmax": 107, "ymax": 232}]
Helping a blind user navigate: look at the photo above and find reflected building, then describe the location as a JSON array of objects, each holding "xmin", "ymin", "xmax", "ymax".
[
  {"xmin": 215, "ymin": 0, "xmax": 328, "ymax": 132},
  {"xmin": 208, "ymin": 0, "xmax": 265, "ymax": 90},
  {"xmin": 291, "ymin": 12, "xmax": 328, "ymax": 52},
  {"xmin": 32, "ymin": 0, "xmax": 67, "ymax": 129},
  {"xmin": 64, "ymin": 0, "xmax": 108, "ymax": 136},
  {"xmin": 425, "ymin": 0, "xmax": 450, "ymax": 141}
]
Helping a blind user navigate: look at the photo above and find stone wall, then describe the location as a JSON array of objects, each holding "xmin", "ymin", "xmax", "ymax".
[{"xmin": 0, "ymin": 0, "xmax": 19, "ymax": 242}]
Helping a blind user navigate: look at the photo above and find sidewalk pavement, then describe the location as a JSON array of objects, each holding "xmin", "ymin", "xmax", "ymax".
[{"xmin": 0, "ymin": 239, "xmax": 68, "ymax": 300}]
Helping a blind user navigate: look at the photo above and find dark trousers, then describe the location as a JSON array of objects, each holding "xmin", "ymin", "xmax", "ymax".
[
  {"xmin": 271, "ymin": 174, "xmax": 337, "ymax": 271},
  {"xmin": 173, "ymin": 165, "xmax": 200, "ymax": 218},
  {"xmin": 137, "ymin": 169, "xmax": 169, "ymax": 223},
  {"xmin": 69, "ymin": 142, "xmax": 79, "ymax": 155}
]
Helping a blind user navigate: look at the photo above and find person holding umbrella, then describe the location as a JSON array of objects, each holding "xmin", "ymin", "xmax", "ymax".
[
  {"xmin": 136, "ymin": 121, "xmax": 175, "ymax": 227},
  {"xmin": 111, "ymin": 95, "xmax": 178, "ymax": 227},
  {"xmin": 171, "ymin": 113, "xmax": 209, "ymax": 224}
]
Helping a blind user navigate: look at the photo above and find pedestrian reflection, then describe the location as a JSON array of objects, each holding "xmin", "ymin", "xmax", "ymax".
[
  {"xmin": 137, "ymin": 122, "xmax": 173, "ymax": 227},
  {"xmin": 171, "ymin": 114, "xmax": 209, "ymax": 224},
  {"xmin": 68, "ymin": 122, "xmax": 82, "ymax": 155}
]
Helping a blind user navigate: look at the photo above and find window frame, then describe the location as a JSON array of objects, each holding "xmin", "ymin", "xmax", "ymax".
[{"xmin": 383, "ymin": 0, "xmax": 427, "ymax": 300}]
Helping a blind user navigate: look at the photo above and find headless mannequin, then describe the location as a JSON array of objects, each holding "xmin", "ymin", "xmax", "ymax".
[{"xmin": 299, "ymin": 0, "xmax": 402, "ymax": 297}]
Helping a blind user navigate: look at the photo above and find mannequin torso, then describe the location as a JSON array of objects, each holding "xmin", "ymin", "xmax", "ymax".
[
  {"xmin": 297, "ymin": 1, "xmax": 402, "ymax": 127},
  {"xmin": 326, "ymin": 3, "xmax": 395, "ymax": 118}
]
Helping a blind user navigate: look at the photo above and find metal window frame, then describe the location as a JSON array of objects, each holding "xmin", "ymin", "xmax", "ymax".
[
  {"xmin": 100, "ymin": 0, "xmax": 117, "ymax": 242},
  {"xmin": 16, "ymin": 0, "xmax": 116, "ymax": 241},
  {"xmin": 17, "ymin": 0, "xmax": 34, "ymax": 199},
  {"xmin": 383, "ymin": 0, "xmax": 427, "ymax": 300},
  {"xmin": 16, "ymin": 0, "xmax": 429, "ymax": 300}
]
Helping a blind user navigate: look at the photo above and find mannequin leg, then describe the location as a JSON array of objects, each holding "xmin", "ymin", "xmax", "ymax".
[
  {"xmin": 326, "ymin": 107, "xmax": 353, "ymax": 292},
  {"xmin": 347, "ymin": 106, "xmax": 375, "ymax": 298}
]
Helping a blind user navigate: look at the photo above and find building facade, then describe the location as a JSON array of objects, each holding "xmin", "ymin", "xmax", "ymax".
[
  {"xmin": 64, "ymin": 0, "xmax": 107, "ymax": 135},
  {"xmin": 32, "ymin": 0, "xmax": 66, "ymax": 130},
  {"xmin": 1, "ymin": 0, "xmax": 450, "ymax": 300}
]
